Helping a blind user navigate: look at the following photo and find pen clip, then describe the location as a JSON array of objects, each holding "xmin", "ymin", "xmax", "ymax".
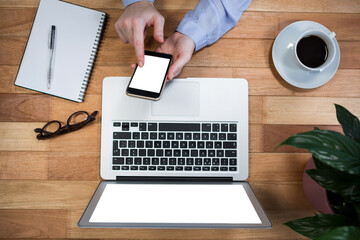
[{"xmin": 49, "ymin": 25, "xmax": 56, "ymax": 49}]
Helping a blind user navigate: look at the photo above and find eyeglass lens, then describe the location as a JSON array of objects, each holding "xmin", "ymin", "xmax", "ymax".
[
  {"xmin": 42, "ymin": 121, "xmax": 61, "ymax": 136},
  {"xmin": 67, "ymin": 111, "xmax": 89, "ymax": 126}
]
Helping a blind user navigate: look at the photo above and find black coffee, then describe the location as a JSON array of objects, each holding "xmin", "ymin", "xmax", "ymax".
[{"xmin": 296, "ymin": 35, "xmax": 328, "ymax": 68}]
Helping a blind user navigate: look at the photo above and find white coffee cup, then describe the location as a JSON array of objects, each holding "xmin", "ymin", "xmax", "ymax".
[{"xmin": 294, "ymin": 29, "xmax": 336, "ymax": 72}]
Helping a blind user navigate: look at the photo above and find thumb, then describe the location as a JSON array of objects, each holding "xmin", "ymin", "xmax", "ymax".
[
  {"xmin": 153, "ymin": 15, "xmax": 164, "ymax": 43},
  {"xmin": 167, "ymin": 55, "xmax": 188, "ymax": 80}
]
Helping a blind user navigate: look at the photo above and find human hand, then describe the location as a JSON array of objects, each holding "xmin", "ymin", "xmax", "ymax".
[
  {"xmin": 115, "ymin": 1, "xmax": 164, "ymax": 67},
  {"xmin": 155, "ymin": 32, "xmax": 195, "ymax": 80}
]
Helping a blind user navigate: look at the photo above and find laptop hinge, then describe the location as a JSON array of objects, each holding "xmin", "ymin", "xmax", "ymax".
[{"xmin": 116, "ymin": 176, "xmax": 233, "ymax": 182}]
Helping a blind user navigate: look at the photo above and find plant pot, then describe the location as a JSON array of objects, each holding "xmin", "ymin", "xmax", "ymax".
[{"xmin": 303, "ymin": 158, "xmax": 335, "ymax": 214}]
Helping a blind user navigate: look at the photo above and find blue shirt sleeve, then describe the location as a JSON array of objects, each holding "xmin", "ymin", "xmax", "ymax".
[
  {"xmin": 122, "ymin": 0, "xmax": 154, "ymax": 8},
  {"xmin": 176, "ymin": 0, "xmax": 252, "ymax": 51}
]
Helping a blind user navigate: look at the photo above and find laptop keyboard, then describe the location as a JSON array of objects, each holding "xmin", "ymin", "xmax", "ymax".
[{"xmin": 112, "ymin": 122, "xmax": 238, "ymax": 172}]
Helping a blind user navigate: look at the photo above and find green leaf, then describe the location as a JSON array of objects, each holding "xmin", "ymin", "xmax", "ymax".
[
  {"xmin": 335, "ymin": 104, "xmax": 360, "ymax": 143},
  {"xmin": 314, "ymin": 226, "xmax": 360, "ymax": 240},
  {"xmin": 278, "ymin": 129, "xmax": 360, "ymax": 175},
  {"xmin": 306, "ymin": 169, "xmax": 360, "ymax": 195},
  {"xmin": 284, "ymin": 214, "xmax": 353, "ymax": 239}
]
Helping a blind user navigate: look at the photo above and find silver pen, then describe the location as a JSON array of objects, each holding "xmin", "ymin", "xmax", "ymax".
[{"xmin": 47, "ymin": 25, "xmax": 56, "ymax": 89}]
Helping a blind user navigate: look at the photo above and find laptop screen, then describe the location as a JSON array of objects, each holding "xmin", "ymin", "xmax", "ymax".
[{"xmin": 89, "ymin": 183, "xmax": 262, "ymax": 224}]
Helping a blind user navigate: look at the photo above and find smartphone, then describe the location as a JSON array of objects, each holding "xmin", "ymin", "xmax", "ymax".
[{"xmin": 126, "ymin": 51, "xmax": 173, "ymax": 101}]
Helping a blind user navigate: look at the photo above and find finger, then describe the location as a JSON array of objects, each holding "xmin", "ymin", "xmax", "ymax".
[
  {"xmin": 153, "ymin": 15, "xmax": 164, "ymax": 43},
  {"xmin": 133, "ymin": 21, "xmax": 146, "ymax": 67},
  {"xmin": 167, "ymin": 55, "xmax": 189, "ymax": 80},
  {"xmin": 131, "ymin": 63, "xmax": 136, "ymax": 69}
]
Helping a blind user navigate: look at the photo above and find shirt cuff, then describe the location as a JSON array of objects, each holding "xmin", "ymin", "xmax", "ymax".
[
  {"xmin": 176, "ymin": 18, "xmax": 208, "ymax": 51},
  {"xmin": 123, "ymin": 0, "xmax": 154, "ymax": 8}
]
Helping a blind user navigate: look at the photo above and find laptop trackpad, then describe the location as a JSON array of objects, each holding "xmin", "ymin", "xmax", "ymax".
[{"xmin": 151, "ymin": 82, "xmax": 199, "ymax": 117}]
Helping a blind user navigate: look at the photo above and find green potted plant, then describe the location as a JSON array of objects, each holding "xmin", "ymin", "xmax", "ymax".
[{"xmin": 276, "ymin": 104, "xmax": 360, "ymax": 240}]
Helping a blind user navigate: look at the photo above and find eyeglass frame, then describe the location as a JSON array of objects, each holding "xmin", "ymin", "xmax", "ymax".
[{"xmin": 34, "ymin": 111, "xmax": 98, "ymax": 140}]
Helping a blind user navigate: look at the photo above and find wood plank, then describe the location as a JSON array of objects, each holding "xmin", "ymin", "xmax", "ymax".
[
  {"xmin": 70, "ymin": 209, "xmax": 309, "ymax": 239},
  {"xmin": 249, "ymin": 153, "xmax": 312, "ymax": 182},
  {"xmin": 264, "ymin": 124, "xmax": 343, "ymax": 153},
  {"xmin": 0, "ymin": 8, "xmax": 35, "ymax": 37},
  {"xmin": 263, "ymin": 97, "xmax": 360, "ymax": 125},
  {"xmin": 0, "ymin": 122, "xmax": 49, "ymax": 151},
  {"xmin": 0, "ymin": 152, "xmax": 48, "ymax": 180},
  {"xmin": 48, "ymin": 152, "xmax": 100, "ymax": 181},
  {"xmin": 0, "ymin": 209, "xmax": 68, "ymax": 238},
  {"xmin": 0, "ymin": 94, "xmax": 50, "ymax": 122},
  {"xmin": 249, "ymin": 124, "xmax": 264, "ymax": 153},
  {"xmin": 0, "ymin": 180, "xmax": 99, "ymax": 210},
  {"xmin": 0, "ymin": 0, "xmax": 359, "ymax": 13}
]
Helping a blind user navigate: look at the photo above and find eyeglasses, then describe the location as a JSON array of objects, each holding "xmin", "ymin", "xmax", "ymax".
[{"xmin": 34, "ymin": 111, "xmax": 98, "ymax": 140}]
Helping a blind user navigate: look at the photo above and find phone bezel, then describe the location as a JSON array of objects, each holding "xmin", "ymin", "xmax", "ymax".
[{"xmin": 126, "ymin": 51, "xmax": 172, "ymax": 101}]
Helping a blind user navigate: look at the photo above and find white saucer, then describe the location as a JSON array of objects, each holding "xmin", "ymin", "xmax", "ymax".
[{"xmin": 272, "ymin": 21, "xmax": 340, "ymax": 89}]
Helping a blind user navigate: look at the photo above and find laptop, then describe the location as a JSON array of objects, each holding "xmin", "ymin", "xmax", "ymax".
[{"xmin": 78, "ymin": 77, "xmax": 271, "ymax": 228}]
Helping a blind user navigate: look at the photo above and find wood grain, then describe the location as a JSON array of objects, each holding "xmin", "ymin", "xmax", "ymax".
[{"xmin": 0, "ymin": 209, "xmax": 68, "ymax": 238}]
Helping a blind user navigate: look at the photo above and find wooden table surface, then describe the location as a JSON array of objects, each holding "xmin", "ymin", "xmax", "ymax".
[{"xmin": 1, "ymin": 0, "xmax": 359, "ymax": 239}]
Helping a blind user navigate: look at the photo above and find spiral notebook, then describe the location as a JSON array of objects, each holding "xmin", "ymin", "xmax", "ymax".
[{"xmin": 14, "ymin": 0, "xmax": 106, "ymax": 102}]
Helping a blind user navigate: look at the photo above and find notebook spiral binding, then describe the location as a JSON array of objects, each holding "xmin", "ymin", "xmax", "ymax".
[{"xmin": 78, "ymin": 13, "xmax": 106, "ymax": 102}]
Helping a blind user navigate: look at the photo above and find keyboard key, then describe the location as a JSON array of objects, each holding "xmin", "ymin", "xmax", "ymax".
[
  {"xmin": 180, "ymin": 141, "xmax": 187, "ymax": 148},
  {"xmin": 221, "ymin": 158, "xmax": 229, "ymax": 165},
  {"xmin": 230, "ymin": 167, "xmax": 237, "ymax": 171},
  {"xmin": 141, "ymin": 132, "xmax": 149, "ymax": 139},
  {"xmin": 122, "ymin": 122, "xmax": 129, "ymax": 131},
  {"xmin": 199, "ymin": 150, "xmax": 207, "ymax": 157},
  {"xmin": 215, "ymin": 142, "xmax": 222, "ymax": 148},
  {"xmin": 131, "ymin": 122, "xmax": 138, "ymax": 127},
  {"xmin": 174, "ymin": 150, "xmax": 181, "ymax": 157},
  {"xmin": 189, "ymin": 141, "xmax": 196, "ymax": 148},
  {"xmin": 113, "ymin": 140, "xmax": 119, "ymax": 150},
  {"xmin": 148, "ymin": 123, "xmax": 157, "ymax": 131},
  {"xmin": 139, "ymin": 123, "xmax": 146, "ymax": 131},
  {"xmin": 146, "ymin": 141, "xmax": 153, "ymax": 148},
  {"xmin": 186, "ymin": 158, "xmax": 194, "ymax": 165},
  {"xmin": 223, "ymin": 142, "xmax": 237, "ymax": 148},
  {"xmin": 210, "ymin": 133, "xmax": 218, "ymax": 140},
  {"xmin": 221, "ymin": 124, "xmax": 228, "ymax": 132},
  {"xmin": 212, "ymin": 123, "xmax": 220, "ymax": 132},
  {"xmin": 161, "ymin": 158, "xmax": 168, "ymax": 165},
  {"xmin": 154, "ymin": 141, "xmax": 161, "ymax": 148},
  {"xmin": 219, "ymin": 133, "xmax": 226, "ymax": 140},
  {"xmin": 126, "ymin": 157, "xmax": 133, "ymax": 165},
  {"xmin": 121, "ymin": 166, "xmax": 129, "ymax": 170},
  {"xmin": 202, "ymin": 133, "xmax": 209, "ymax": 140},
  {"xmin": 193, "ymin": 133, "xmax": 200, "ymax": 140},
  {"xmin": 147, "ymin": 149, "xmax": 155, "ymax": 156},
  {"xmin": 208, "ymin": 150, "xmax": 215, "ymax": 157},
  {"xmin": 220, "ymin": 167, "xmax": 228, "ymax": 171},
  {"xmin": 197, "ymin": 141, "xmax": 205, "ymax": 148},
  {"xmin": 137, "ymin": 141, "xmax": 144, "ymax": 148},
  {"xmin": 140, "ymin": 166, "xmax": 148, "ymax": 170},
  {"xmin": 202, "ymin": 166, "xmax": 210, "ymax": 171},
  {"xmin": 182, "ymin": 150, "xmax": 189, "ymax": 157},
  {"xmin": 134, "ymin": 158, "xmax": 142, "ymax": 165},
  {"xmin": 133, "ymin": 132, "xmax": 140, "ymax": 139},
  {"xmin": 149, "ymin": 166, "xmax": 156, "ymax": 170},
  {"xmin": 230, "ymin": 124, "xmax": 237, "ymax": 132},
  {"xmin": 211, "ymin": 167, "xmax": 219, "ymax": 171},
  {"xmin": 113, "ymin": 122, "xmax": 121, "ymax": 127},
  {"xmin": 139, "ymin": 149, "xmax": 146, "ymax": 156},
  {"xmin": 176, "ymin": 133, "xmax": 183, "ymax": 140},
  {"xmin": 150, "ymin": 133, "xmax": 157, "ymax": 139},
  {"xmin": 195, "ymin": 158, "xmax": 202, "ymax": 165},
  {"xmin": 230, "ymin": 158, "xmax": 237, "ymax": 165},
  {"xmin": 194, "ymin": 166, "xmax": 201, "ymax": 171},
  {"xmin": 227, "ymin": 133, "xmax": 237, "ymax": 140},
  {"xmin": 171, "ymin": 141, "xmax": 179, "ymax": 148},
  {"xmin": 143, "ymin": 158, "xmax": 150, "ymax": 165},
  {"xmin": 191, "ymin": 150, "xmax": 198, "ymax": 157},
  {"xmin": 212, "ymin": 158, "xmax": 220, "ymax": 165},
  {"xmin": 112, "ymin": 166, "xmax": 120, "ymax": 170},
  {"xmin": 178, "ymin": 158, "xmax": 185, "ymax": 165},
  {"xmin": 202, "ymin": 123, "xmax": 211, "ymax": 132},
  {"xmin": 113, "ymin": 157, "xmax": 124, "ymax": 164},
  {"xmin": 206, "ymin": 141, "xmax": 213, "ymax": 148},
  {"xmin": 166, "ymin": 166, "xmax": 174, "ymax": 171},
  {"xmin": 158, "ymin": 166, "xmax": 165, "ymax": 171},
  {"xmin": 225, "ymin": 150, "xmax": 237, "ymax": 157},
  {"xmin": 204, "ymin": 158, "xmax": 211, "ymax": 165},
  {"xmin": 152, "ymin": 158, "xmax": 159, "ymax": 165},
  {"xmin": 185, "ymin": 166, "xmax": 193, "ymax": 171},
  {"xmin": 165, "ymin": 149, "xmax": 172, "ymax": 157},
  {"xmin": 121, "ymin": 149, "xmax": 129, "ymax": 156},
  {"xmin": 156, "ymin": 149, "xmax": 164, "ymax": 156},
  {"xmin": 128, "ymin": 140, "xmax": 135, "ymax": 148},
  {"xmin": 120, "ymin": 140, "xmax": 127, "ymax": 148},
  {"xmin": 159, "ymin": 123, "xmax": 200, "ymax": 131},
  {"xmin": 159, "ymin": 132, "xmax": 166, "ymax": 139},
  {"xmin": 130, "ymin": 149, "xmax": 137, "ymax": 156},
  {"xmin": 131, "ymin": 166, "xmax": 138, "ymax": 170},
  {"xmin": 167, "ymin": 132, "xmax": 175, "ymax": 140},
  {"xmin": 217, "ymin": 150, "xmax": 224, "ymax": 157},
  {"xmin": 169, "ymin": 158, "xmax": 176, "ymax": 165},
  {"xmin": 176, "ymin": 166, "xmax": 184, "ymax": 171},
  {"xmin": 114, "ymin": 132, "xmax": 131, "ymax": 139},
  {"xmin": 163, "ymin": 141, "xmax": 170, "ymax": 148},
  {"xmin": 184, "ymin": 133, "xmax": 192, "ymax": 140}
]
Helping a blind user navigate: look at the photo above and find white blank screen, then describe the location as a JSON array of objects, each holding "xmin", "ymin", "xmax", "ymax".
[
  {"xmin": 129, "ymin": 55, "xmax": 170, "ymax": 93},
  {"xmin": 89, "ymin": 184, "xmax": 262, "ymax": 224}
]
